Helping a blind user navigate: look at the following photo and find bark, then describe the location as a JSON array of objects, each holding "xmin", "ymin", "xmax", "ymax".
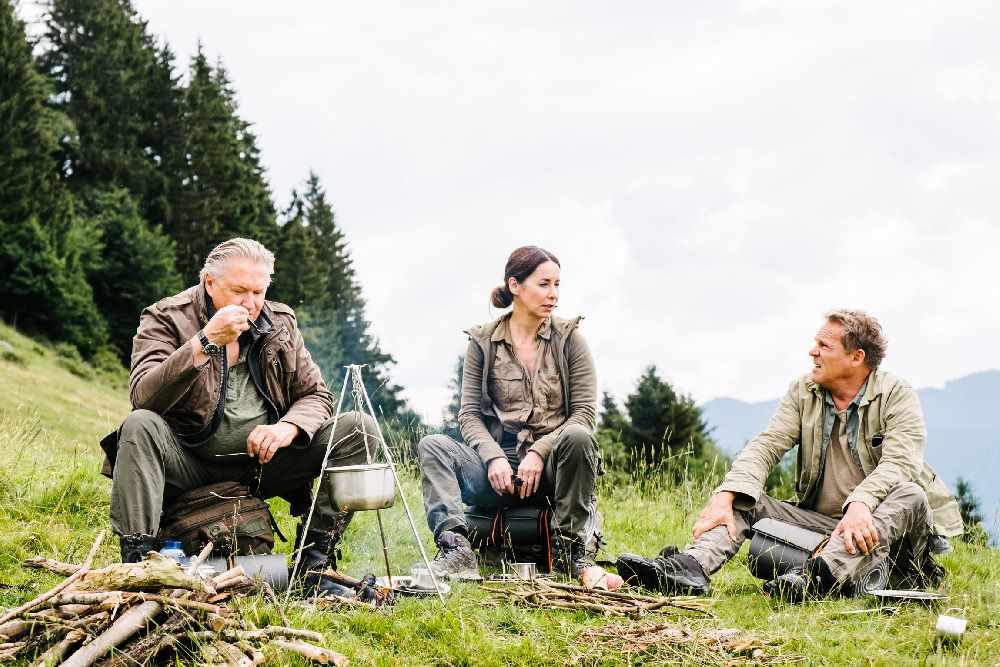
[
  {"xmin": 29, "ymin": 628, "xmax": 85, "ymax": 667},
  {"xmin": 61, "ymin": 601, "xmax": 163, "ymax": 667},
  {"xmin": 67, "ymin": 552, "xmax": 214, "ymax": 594}
]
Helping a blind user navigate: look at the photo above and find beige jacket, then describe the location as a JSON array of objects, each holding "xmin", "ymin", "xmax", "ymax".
[
  {"xmin": 718, "ymin": 369, "xmax": 963, "ymax": 537},
  {"xmin": 458, "ymin": 314, "xmax": 597, "ymax": 464}
]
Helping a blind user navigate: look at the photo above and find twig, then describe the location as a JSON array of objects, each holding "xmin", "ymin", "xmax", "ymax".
[
  {"xmin": 270, "ymin": 639, "xmax": 349, "ymax": 665},
  {"xmin": 0, "ymin": 529, "xmax": 105, "ymax": 625}
]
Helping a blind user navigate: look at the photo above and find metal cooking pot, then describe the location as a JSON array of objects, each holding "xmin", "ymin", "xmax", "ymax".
[{"xmin": 325, "ymin": 463, "xmax": 396, "ymax": 511}]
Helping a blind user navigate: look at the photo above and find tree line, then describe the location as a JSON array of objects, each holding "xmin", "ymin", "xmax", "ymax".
[{"xmin": 0, "ymin": 0, "xmax": 416, "ymax": 421}]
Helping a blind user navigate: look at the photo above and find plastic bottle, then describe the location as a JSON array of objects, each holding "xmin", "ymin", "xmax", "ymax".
[{"xmin": 158, "ymin": 539, "xmax": 190, "ymax": 568}]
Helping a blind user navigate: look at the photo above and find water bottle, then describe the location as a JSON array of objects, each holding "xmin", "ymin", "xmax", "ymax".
[{"xmin": 159, "ymin": 539, "xmax": 190, "ymax": 568}]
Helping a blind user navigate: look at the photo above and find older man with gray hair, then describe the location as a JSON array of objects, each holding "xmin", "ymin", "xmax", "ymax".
[
  {"xmin": 99, "ymin": 238, "xmax": 374, "ymax": 595},
  {"xmin": 617, "ymin": 310, "xmax": 963, "ymax": 601}
]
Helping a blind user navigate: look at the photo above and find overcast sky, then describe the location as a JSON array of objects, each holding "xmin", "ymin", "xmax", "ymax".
[{"xmin": 27, "ymin": 1, "xmax": 1000, "ymax": 421}]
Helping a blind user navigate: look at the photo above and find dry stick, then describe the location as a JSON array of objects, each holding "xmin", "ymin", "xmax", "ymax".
[
  {"xmin": 29, "ymin": 628, "xmax": 85, "ymax": 667},
  {"xmin": 186, "ymin": 626, "xmax": 325, "ymax": 644},
  {"xmin": 61, "ymin": 541, "xmax": 216, "ymax": 667},
  {"xmin": 0, "ymin": 529, "xmax": 106, "ymax": 626},
  {"xmin": 60, "ymin": 600, "xmax": 161, "ymax": 667},
  {"xmin": 270, "ymin": 639, "xmax": 349, "ymax": 666},
  {"xmin": 22, "ymin": 557, "xmax": 80, "ymax": 577},
  {"xmin": 260, "ymin": 581, "xmax": 291, "ymax": 627}
]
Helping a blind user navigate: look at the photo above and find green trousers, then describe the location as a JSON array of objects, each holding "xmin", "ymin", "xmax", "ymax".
[{"xmin": 109, "ymin": 409, "xmax": 377, "ymax": 536}]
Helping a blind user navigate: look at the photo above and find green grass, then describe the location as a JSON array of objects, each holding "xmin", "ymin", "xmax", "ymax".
[{"xmin": 1, "ymin": 320, "xmax": 998, "ymax": 665}]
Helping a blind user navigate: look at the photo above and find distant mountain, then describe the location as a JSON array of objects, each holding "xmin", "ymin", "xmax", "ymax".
[{"xmin": 701, "ymin": 370, "xmax": 1000, "ymax": 537}]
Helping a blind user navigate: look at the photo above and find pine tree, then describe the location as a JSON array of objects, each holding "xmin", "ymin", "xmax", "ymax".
[
  {"xmin": 170, "ymin": 48, "xmax": 277, "ymax": 281},
  {"xmin": 623, "ymin": 365, "xmax": 711, "ymax": 466},
  {"xmin": 76, "ymin": 187, "xmax": 183, "ymax": 359},
  {"xmin": 0, "ymin": 0, "xmax": 61, "ymax": 225},
  {"xmin": 598, "ymin": 391, "xmax": 626, "ymax": 435},
  {"xmin": 40, "ymin": 0, "xmax": 163, "ymax": 195},
  {"xmin": 0, "ymin": 1, "xmax": 107, "ymax": 355},
  {"xmin": 272, "ymin": 190, "xmax": 324, "ymax": 308}
]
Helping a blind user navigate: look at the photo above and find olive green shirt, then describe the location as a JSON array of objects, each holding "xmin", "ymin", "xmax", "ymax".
[
  {"xmin": 196, "ymin": 349, "xmax": 269, "ymax": 458},
  {"xmin": 813, "ymin": 409, "xmax": 866, "ymax": 518}
]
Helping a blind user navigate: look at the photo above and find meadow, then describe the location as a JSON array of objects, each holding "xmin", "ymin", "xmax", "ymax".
[{"xmin": 1, "ymin": 322, "xmax": 997, "ymax": 665}]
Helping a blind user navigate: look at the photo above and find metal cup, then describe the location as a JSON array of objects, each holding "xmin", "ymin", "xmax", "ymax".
[
  {"xmin": 410, "ymin": 566, "xmax": 435, "ymax": 590},
  {"xmin": 935, "ymin": 614, "xmax": 967, "ymax": 642},
  {"xmin": 508, "ymin": 561, "xmax": 537, "ymax": 580}
]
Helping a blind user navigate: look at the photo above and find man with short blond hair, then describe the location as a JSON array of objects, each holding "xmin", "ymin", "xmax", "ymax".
[
  {"xmin": 617, "ymin": 310, "xmax": 962, "ymax": 600},
  {"xmin": 100, "ymin": 238, "xmax": 375, "ymax": 595}
]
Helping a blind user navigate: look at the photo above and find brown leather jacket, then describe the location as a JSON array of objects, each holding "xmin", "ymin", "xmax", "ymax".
[{"xmin": 100, "ymin": 285, "xmax": 332, "ymax": 475}]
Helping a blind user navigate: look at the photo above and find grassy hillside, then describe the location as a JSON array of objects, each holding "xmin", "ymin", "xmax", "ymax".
[{"xmin": 1, "ymin": 321, "xmax": 998, "ymax": 665}]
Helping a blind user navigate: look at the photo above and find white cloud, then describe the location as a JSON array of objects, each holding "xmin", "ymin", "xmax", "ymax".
[{"xmin": 33, "ymin": 1, "xmax": 1000, "ymax": 418}]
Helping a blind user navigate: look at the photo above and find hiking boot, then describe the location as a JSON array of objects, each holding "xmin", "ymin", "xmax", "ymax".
[
  {"xmin": 928, "ymin": 534, "xmax": 952, "ymax": 555},
  {"xmin": 615, "ymin": 551, "xmax": 711, "ymax": 596},
  {"xmin": 428, "ymin": 530, "xmax": 481, "ymax": 581},
  {"xmin": 294, "ymin": 525, "xmax": 352, "ymax": 597},
  {"xmin": 552, "ymin": 534, "xmax": 593, "ymax": 579},
  {"xmin": 120, "ymin": 533, "xmax": 159, "ymax": 563},
  {"xmin": 764, "ymin": 556, "xmax": 838, "ymax": 602},
  {"xmin": 763, "ymin": 568, "xmax": 814, "ymax": 602}
]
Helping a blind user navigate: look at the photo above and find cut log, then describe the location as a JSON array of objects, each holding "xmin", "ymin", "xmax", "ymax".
[
  {"xmin": 67, "ymin": 552, "xmax": 215, "ymax": 594},
  {"xmin": 60, "ymin": 600, "xmax": 162, "ymax": 667}
]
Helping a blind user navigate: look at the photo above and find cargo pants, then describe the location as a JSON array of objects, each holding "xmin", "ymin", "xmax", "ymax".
[
  {"xmin": 417, "ymin": 424, "xmax": 600, "ymax": 543},
  {"xmin": 684, "ymin": 481, "xmax": 936, "ymax": 590},
  {"xmin": 109, "ymin": 409, "xmax": 377, "ymax": 537}
]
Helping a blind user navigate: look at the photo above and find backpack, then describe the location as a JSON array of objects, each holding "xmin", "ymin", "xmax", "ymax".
[{"xmin": 158, "ymin": 481, "xmax": 283, "ymax": 558}]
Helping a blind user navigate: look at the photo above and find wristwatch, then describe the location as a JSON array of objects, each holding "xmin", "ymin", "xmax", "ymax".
[{"xmin": 197, "ymin": 330, "xmax": 223, "ymax": 357}]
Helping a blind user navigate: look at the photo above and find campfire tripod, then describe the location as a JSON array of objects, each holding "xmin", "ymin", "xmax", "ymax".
[{"xmin": 286, "ymin": 365, "xmax": 446, "ymax": 604}]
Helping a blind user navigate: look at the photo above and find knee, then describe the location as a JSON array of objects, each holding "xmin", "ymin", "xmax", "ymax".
[
  {"xmin": 118, "ymin": 409, "xmax": 168, "ymax": 447},
  {"xmin": 333, "ymin": 410, "xmax": 377, "ymax": 434},
  {"xmin": 417, "ymin": 434, "xmax": 455, "ymax": 463},
  {"xmin": 887, "ymin": 481, "xmax": 930, "ymax": 514},
  {"xmin": 555, "ymin": 424, "xmax": 596, "ymax": 459}
]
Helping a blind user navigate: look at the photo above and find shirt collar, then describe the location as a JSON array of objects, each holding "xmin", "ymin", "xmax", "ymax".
[
  {"xmin": 823, "ymin": 374, "xmax": 871, "ymax": 411},
  {"xmin": 490, "ymin": 314, "xmax": 552, "ymax": 343}
]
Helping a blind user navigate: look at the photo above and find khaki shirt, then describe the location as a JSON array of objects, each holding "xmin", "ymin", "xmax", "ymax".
[
  {"xmin": 459, "ymin": 313, "xmax": 597, "ymax": 465},
  {"xmin": 488, "ymin": 318, "xmax": 566, "ymax": 454},
  {"xmin": 717, "ymin": 369, "xmax": 963, "ymax": 537}
]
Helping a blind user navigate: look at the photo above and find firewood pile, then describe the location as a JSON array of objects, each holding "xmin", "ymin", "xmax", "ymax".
[
  {"xmin": 570, "ymin": 621, "xmax": 803, "ymax": 665},
  {"xmin": 481, "ymin": 578, "xmax": 713, "ymax": 617},
  {"xmin": 0, "ymin": 531, "xmax": 349, "ymax": 666}
]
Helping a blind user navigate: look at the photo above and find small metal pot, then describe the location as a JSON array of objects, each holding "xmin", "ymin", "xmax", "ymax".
[
  {"xmin": 325, "ymin": 463, "xmax": 396, "ymax": 511},
  {"xmin": 507, "ymin": 561, "xmax": 537, "ymax": 580}
]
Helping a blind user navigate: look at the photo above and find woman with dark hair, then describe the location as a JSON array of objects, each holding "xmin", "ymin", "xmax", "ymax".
[{"xmin": 416, "ymin": 246, "xmax": 607, "ymax": 583}]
